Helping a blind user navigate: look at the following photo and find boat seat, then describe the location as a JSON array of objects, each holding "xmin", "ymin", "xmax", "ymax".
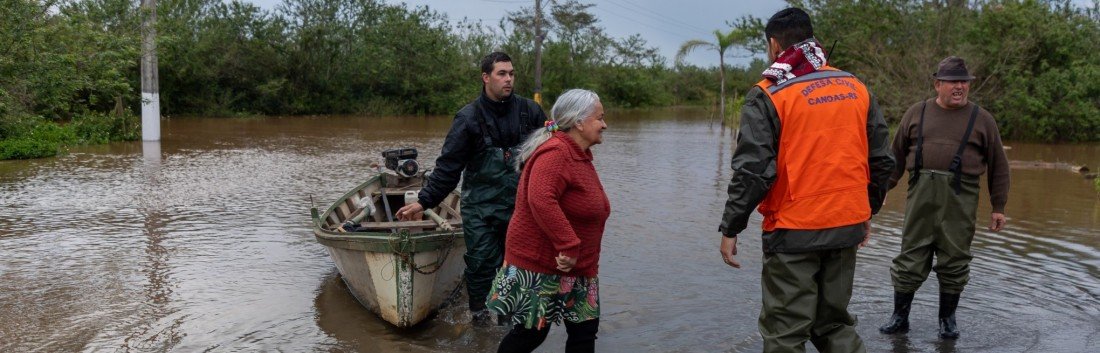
[
  {"xmin": 356, "ymin": 219, "xmax": 462, "ymax": 231},
  {"xmin": 371, "ymin": 188, "xmax": 420, "ymax": 197}
]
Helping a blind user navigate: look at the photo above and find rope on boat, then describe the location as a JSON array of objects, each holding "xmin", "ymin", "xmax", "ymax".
[{"xmin": 390, "ymin": 228, "xmax": 459, "ymax": 275}]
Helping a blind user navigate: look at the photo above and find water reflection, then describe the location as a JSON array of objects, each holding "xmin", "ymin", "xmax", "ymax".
[
  {"xmin": 142, "ymin": 141, "xmax": 162, "ymax": 166},
  {"xmin": 313, "ymin": 271, "xmax": 508, "ymax": 352},
  {"xmin": 120, "ymin": 205, "xmax": 183, "ymax": 352},
  {"xmin": 0, "ymin": 110, "xmax": 1097, "ymax": 352}
]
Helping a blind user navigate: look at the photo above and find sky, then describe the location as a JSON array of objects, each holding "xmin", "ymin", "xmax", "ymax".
[{"xmin": 244, "ymin": 0, "xmax": 788, "ymax": 68}]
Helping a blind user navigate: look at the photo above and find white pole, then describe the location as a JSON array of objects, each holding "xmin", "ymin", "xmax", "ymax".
[
  {"xmin": 142, "ymin": 141, "xmax": 162, "ymax": 166},
  {"xmin": 140, "ymin": 0, "xmax": 161, "ymax": 141}
]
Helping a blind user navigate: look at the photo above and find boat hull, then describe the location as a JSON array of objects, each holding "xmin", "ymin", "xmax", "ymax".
[
  {"xmin": 323, "ymin": 240, "xmax": 466, "ymax": 327},
  {"xmin": 312, "ymin": 172, "xmax": 465, "ymax": 327}
]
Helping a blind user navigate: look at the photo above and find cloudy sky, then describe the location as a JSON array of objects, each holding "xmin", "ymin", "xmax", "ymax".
[{"xmin": 244, "ymin": 0, "xmax": 788, "ymax": 68}]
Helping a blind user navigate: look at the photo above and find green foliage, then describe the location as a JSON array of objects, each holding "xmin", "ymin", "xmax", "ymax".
[
  {"xmin": 158, "ymin": 0, "xmax": 291, "ymax": 115},
  {"xmin": 725, "ymin": 94, "xmax": 746, "ymax": 126},
  {"xmin": 153, "ymin": 0, "xmax": 478, "ymax": 116},
  {"xmin": 0, "ymin": 115, "xmax": 73, "ymax": 159},
  {"xmin": 70, "ymin": 112, "xmax": 140, "ymax": 143},
  {"xmin": 0, "ymin": 113, "xmax": 139, "ymax": 159},
  {"xmin": 670, "ymin": 65, "xmax": 719, "ymax": 104},
  {"xmin": 0, "ymin": 0, "xmax": 139, "ymax": 160},
  {"xmin": 595, "ymin": 65, "xmax": 674, "ymax": 108},
  {"xmin": 966, "ymin": 1, "xmax": 1100, "ymax": 142},
  {"xmin": 0, "ymin": 138, "xmax": 58, "ymax": 160},
  {"xmin": 0, "ymin": 0, "xmax": 748, "ymax": 133},
  {"xmin": 788, "ymin": 0, "xmax": 1100, "ymax": 142},
  {"xmin": 5, "ymin": 0, "xmax": 1095, "ymax": 162},
  {"xmin": 0, "ymin": 0, "xmax": 139, "ymax": 121}
]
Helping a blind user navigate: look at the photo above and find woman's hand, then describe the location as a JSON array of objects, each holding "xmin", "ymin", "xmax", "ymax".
[{"xmin": 556, "ymin": 253, "xmax": 577, "ymax": 272}]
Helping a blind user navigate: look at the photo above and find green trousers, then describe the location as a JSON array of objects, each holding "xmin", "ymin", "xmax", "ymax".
[
  {"xmin": 460, "ymin": 199, "xmax": 512, "ymax": 310},
  {"xmin": 460, "ymin": 146, "xmax": 520, "ymax": 311},
  {"xmin": 760, "ymin": 246, "xmax": 865, "ymax": 353},
  {"xmin": 890, "ymin": 169, "xmax": 979, "ymax": 294}
]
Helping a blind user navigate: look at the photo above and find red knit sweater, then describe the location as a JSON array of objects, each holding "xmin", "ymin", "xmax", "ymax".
[{"xmin": 504, "ymin": 132, "xmax": 611, "ymax": 277}]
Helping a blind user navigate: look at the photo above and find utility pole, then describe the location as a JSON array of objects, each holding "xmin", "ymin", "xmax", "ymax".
[
  {"xmin": 140, "ymin": 0, "xmax": 161, "ymax": 141},
  {"xmin": 533, "ymin": 0, "xmax": 543, "ymax": 106}
]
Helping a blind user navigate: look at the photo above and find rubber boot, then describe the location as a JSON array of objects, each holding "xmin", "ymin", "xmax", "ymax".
[
  {"xmin": 938, "ymin": 292, "xmax": 961, "ymax": 339},
  {"xmin": 878, "ymin": 291, "xmax": 915, "ymax": 334},
  {"xmin": 470, "ymin": 300, "xmax": 493, "ymax": 327},
  {"xmin": 471, "ymin": 309, "xmax": 494, "ymax": 327}
]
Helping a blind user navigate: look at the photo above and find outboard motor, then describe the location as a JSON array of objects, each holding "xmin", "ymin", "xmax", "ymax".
[{"xmin": 382, "ymin": 148, "xmax": 419, "ymax": 178}]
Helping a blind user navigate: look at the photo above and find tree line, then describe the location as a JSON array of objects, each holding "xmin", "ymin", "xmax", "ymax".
[
  {"xmin": 1, "ymin": 0, "xmax": 1098, "ymax": 160},
  {"xmin": 792, "ymin": 0, "xmax": 1099, "ymax": 142},
  {"xmin": 1, "ymin": 0, "xmax": 750, "ymax": 160}
]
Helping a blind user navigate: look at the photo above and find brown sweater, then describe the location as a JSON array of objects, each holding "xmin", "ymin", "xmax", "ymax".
[{"xmin": 889, "ymin": 98, "xmax": 1010, "ymax": 213}]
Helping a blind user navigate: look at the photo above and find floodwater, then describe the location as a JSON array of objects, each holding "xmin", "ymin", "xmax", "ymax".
[{"xmin": 1, "ymin": 109, "xmax": 1097, "ymax": 352}]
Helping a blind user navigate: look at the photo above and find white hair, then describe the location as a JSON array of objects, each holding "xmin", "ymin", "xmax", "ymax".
[{"xmin": 514, "ymin": 89, "xmax": 600, "ymax": 170}]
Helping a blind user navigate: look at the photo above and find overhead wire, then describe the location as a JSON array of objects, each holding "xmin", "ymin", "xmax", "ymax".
[
  {"xmin": 601, "ymin": 0, "xmax": 713, "ymax": 34},
  {"xmin": 479, "ymin": 0, "xmax": 711, "ymax": 40},
  {"xmin": 586, "ymin": 3, "xmax": 701, "ymax": 40}
]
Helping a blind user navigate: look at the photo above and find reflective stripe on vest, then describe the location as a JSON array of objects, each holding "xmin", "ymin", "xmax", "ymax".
[{"xmin": 755, "ymin": 67, "xmax": 872, "ymax": 232}]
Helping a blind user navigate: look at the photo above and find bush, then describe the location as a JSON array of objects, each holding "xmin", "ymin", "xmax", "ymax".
[
  {"xmin": 0, "ymin": 138, "xmax": 59, "ymax": 160},
  {"xmin": 71, "ymin": 113, "xmax": 140, "ymax": 144},
  {"xmin": 0, "ymin": 115, "xmax": 35, "ymax": 140},
  {"xmin": 0, "ymin": 113, "xmax": 139, "ymax": 160},
  {"xmin": 0, "ymin": 117, "xmax": 75, "ymax": 160}
]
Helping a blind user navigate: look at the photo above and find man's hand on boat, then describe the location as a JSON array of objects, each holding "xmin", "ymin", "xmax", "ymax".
[
  {"xmin": 556, "ymin": 253, "xmax": 577, "ymax": 272},
  {"xmin": 720, "ymin": 236, "xmax": 741, "ymax": 269},
  {"xmin": 396, "ymin": 202, "xmax": 425, "ymax": 221}
]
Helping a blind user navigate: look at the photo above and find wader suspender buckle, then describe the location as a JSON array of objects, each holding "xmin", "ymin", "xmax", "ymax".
[
  {"xmin": 949, "ymin": 105, "xmax": 980, "ymax": 195},
  {"xmin": 475, "ymin": 112, "xmax": 496, "ymax": 148},
  {"xmin": 914, "ymin": 101, "xmax": 927, "ymax": 181},
  {"xmin": 475, "ymin": 100, "xmax": 526, "ymax": 154}
]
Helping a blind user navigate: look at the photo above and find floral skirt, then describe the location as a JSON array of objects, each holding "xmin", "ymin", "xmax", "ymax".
[{"xmin": 485, "ymin": 261, "xmax": 600, "ymax": 330}]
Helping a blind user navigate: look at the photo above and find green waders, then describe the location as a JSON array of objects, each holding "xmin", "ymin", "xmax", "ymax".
[
  {"xmin": 460, "ymin": 130, "xmax": 521, "ymax": 311},
  {"xmin": 760, "ymin": 246, "xmax": 866, "ymax": 353},
  {"xmin": 890, "ymin": 169, "xmax": 979, "ymax": 294}
]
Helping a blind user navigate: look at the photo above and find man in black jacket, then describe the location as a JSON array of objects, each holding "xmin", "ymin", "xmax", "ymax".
[{"xmin": 396, "ymin": 52, "xmax": 546, "ymax": 325}]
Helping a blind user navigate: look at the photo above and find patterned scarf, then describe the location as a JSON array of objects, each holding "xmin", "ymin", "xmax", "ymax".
[{"xmin": 761, "ymin": 39, "xmax": 828, "ymax": 85}]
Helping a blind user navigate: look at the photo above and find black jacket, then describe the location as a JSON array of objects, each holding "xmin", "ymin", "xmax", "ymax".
[{"xmin": 418, "ymin": 92, "xmax": 546, "ymax": 209}]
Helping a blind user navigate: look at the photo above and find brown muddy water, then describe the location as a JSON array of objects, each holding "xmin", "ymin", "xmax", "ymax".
[{"xmin": 1, "ymin": 109, "xmax": 1097, "ymax": 352}]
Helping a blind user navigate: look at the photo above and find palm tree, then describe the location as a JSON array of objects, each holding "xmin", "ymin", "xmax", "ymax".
[{"xmin": 676, "ymin": 28, "xmax": 748, "ymax": 123}]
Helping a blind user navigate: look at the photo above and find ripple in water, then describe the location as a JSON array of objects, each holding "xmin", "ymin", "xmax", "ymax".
[{"xmin": 1, "ymin": 113, "xmax": 1097, "ymax": 352}]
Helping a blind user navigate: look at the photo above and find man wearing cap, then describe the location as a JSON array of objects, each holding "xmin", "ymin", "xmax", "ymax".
[
  {"xmin": 878, "ymin": 56, "xmax": 1010, "ymax": 339},
  {"xmin": 718, "ymin": 8, "xmax": 894, "ymax": 352}
]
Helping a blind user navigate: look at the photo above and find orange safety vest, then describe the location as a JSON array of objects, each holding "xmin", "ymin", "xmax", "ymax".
[{"xmin": 755, "ymin": 66, "xmax": 872, "ymax": 232}]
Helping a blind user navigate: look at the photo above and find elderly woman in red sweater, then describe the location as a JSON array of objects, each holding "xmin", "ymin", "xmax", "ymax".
[{"xmin": 486, "ymin": 88, "xmax": 611, "ymax": 353}]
